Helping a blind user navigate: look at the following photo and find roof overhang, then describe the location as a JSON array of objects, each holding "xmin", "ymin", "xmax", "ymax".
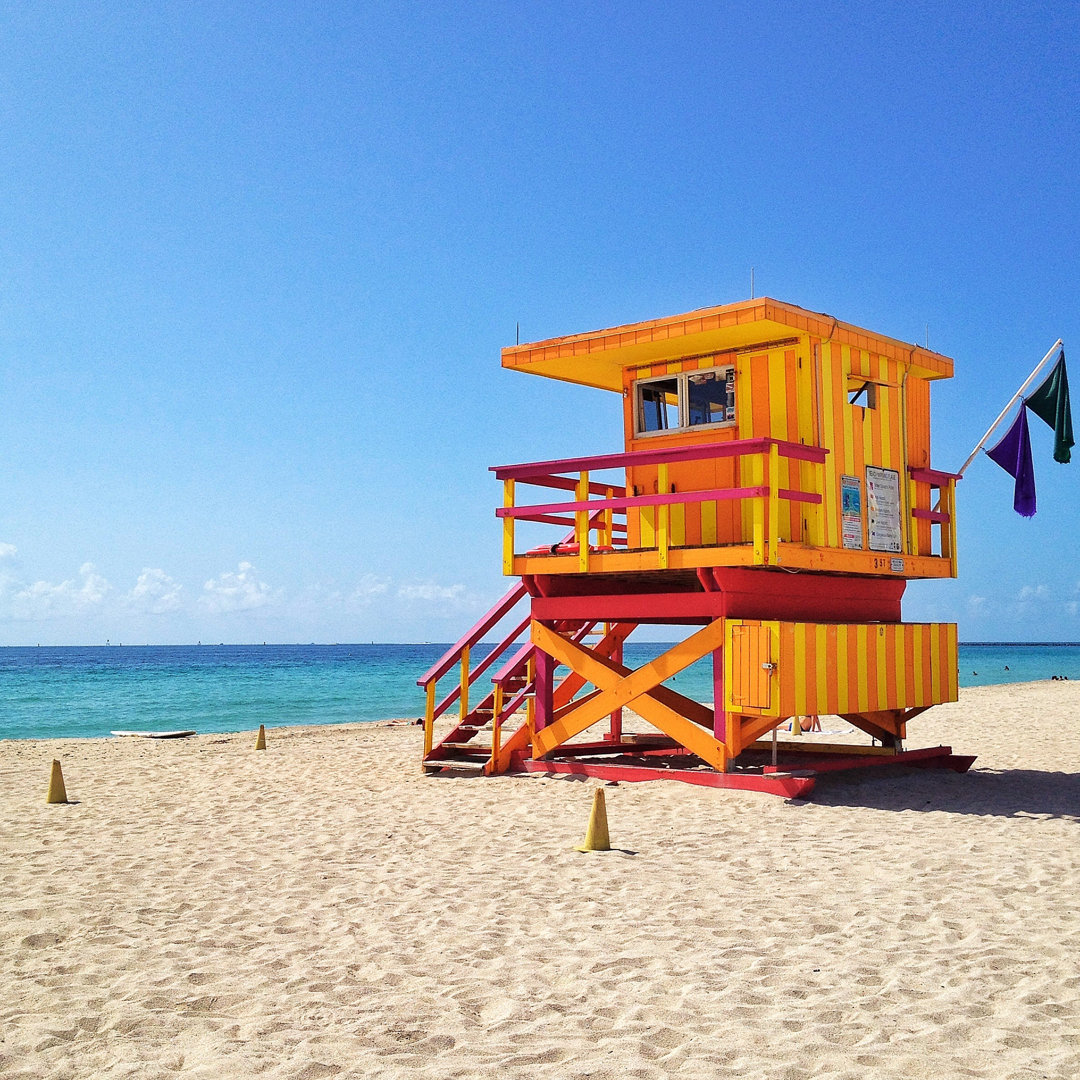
[{"xmin": 502, "ymin": 297, "xmax": 954, "ymax": 391}]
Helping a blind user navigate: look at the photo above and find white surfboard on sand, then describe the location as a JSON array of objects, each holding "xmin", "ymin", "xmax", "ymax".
[{"xmin": 110, "ymin": 730, "xmax": 197, "ymax": 739}]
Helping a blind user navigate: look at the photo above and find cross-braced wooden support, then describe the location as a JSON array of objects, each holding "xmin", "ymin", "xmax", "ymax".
[
  {"xmin": 524, "ymin": 611, "xmax": 960, "ymax": 778},
  {"xmin": 488, "ymin": 620, "xmax": 635, "ymax": 775},
  {"xmin": 531, "ymin": 619, "xmax": 730, "ymax": 771}
]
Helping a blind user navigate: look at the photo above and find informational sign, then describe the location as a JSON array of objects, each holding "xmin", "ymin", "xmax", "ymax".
[
  {"xmin": 841, "ymin": 474, "xmax": 863, "ymax": 549},
  {"xmin": 866, "ymin": 466, "xmax": 903, "ymax": 554}
]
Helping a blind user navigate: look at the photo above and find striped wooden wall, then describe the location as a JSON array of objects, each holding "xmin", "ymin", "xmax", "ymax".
[
  {"xmin": 621, "ymin": 338, "xmax": 935, "ymax": 556},
  {"xmin": 735, "ymin": 346, "xmax": 806, "ymax": 543},
  {"xmin": 725, "ymin": 619, "xmax": 959, "ymax": 718},
  {"xmin": 623, "ymin": 350, "xmax": 743, "ymax": 548}
]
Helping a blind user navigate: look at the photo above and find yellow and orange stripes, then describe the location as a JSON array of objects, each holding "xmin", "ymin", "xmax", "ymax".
[{"xmin": 726, "ymin": 619, "xmax": 958, "ymax": 718}]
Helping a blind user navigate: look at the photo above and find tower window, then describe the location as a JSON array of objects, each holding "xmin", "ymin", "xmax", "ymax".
[
  {"xmin": 638, "ymin": 377, "xmax": 679, "ymax": 432},
  {"xmin": 634, "ymin": 366, "xmax": 736, "ymax": 436}
]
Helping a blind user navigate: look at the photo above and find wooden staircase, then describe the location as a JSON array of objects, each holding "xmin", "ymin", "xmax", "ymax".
[
  {"xmin": 419, "ymin": 516, "xmax": 626, "ymax": 776},
  {"xmin": 422, "ymin": 666, "xmax": 531, "ymax": 774},
  {"xmin": 418, "ymin": 582, "xmax": 628, "ymax": 775},
  {"xmin": 418, "ymin": 581, "xmax": 532, "ymax": 775}
]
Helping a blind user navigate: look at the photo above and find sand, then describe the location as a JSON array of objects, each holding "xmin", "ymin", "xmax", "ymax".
[{"xmin": 2, "ymin": 682, "xmax": 1079, "ymax": 1080}]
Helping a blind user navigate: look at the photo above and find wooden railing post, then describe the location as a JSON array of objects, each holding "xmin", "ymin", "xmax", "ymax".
[
  {"xmin": 657, "ymin": 462, "xmax": 670, "ymax": 569},
  {"xmin": 423, "ymin": 681, "xmax": 436, "ymax": 758},
  {"xmin": 576, "ymin": 471, "xmax": 590, "ymax": 571},
  {"xmin": 502, "ymin": 478, "xmax": 516, "ymax": 574},
  {"xmin": 459, "ymin": 645, "xmax": 470, "ymax": 722},
  {"xmin": 812, "ymin": 456, "xmax": 826, "ymax": 547},
  {"xmin": 751, "ymin": 449, "xmax": 766, "ymax": 563},
  {"xmin": 491, "ymin": 683, "xmax": 505, "ymax": 772},
  {"xmin": 526, "ymin": 656, "xmax": 536, "ymax": 745},
  {"xmin": 767, "ymin": 441, "xmax": 780, "ymax": 564},
  {"xmin": 908, "ymin": 474, "xmax": 921, "ymax": 556},
  {"xmin": 946, "ymin": 479, "xmax": 958, "ymax": 576}
]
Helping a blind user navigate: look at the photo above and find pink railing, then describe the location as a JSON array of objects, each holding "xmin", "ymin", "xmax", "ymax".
[
  {"xmin": 492, "ymin": 437, "xmax": 828, "ymax": 571},
  {"xmin": 908, "ymin": 466, "xmax": 959, "ymax": 572}
]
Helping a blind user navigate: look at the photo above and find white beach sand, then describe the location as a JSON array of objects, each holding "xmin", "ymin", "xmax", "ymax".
[{"xmin": 2, "ymin": 682, "xmax": 1079, "ymax": 1079}]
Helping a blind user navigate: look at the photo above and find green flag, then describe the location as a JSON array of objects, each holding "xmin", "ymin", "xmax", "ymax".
[{"xmin": 1025, "ymin": 350, "xmax": 1073, "ymax": 464}]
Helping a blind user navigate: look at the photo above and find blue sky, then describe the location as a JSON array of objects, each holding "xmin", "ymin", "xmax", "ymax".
[{"xmin": 0, "ymin": 1, "xmax": 1077, "ymax": 644}]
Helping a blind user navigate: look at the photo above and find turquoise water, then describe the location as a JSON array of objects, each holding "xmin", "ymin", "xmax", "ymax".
[
  {"xmin": 0, "ymin": 642, "xmax": 1077, "ymax": 741},
  {"xmin": 0, "ymin": 644, "xmax": 440, "ymax": 741}
]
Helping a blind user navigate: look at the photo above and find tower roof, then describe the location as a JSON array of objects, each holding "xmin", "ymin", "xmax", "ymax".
[{"xmin": 502, "ymin": 297, "xmax": 953, "ymax": 391}]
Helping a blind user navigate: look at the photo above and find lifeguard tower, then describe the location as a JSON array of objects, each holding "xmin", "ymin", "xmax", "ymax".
[{"xmin": 419, "ymin": 298, "xmax": 974, "ymax": 797}]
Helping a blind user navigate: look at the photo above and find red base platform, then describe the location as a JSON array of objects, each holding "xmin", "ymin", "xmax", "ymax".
[{"xmin": 516, "ymin": 743, "xmax": 975, "ymax": 799}]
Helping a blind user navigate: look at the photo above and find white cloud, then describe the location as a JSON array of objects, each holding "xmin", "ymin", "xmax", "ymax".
[
  {"xmin": 78, "ymin": 563, "xmax": 109, "ymax": 602},
  {"xmin": 199, "ymin": 561, "xmax": 280, "ymax": 614},
  {"xmin": 0, "ymin": 542, "xmax": 16, "ymax": 561},
  {"xmin": 352, "ymin": 574, "xmax": 390, "ymax": 602},
  {"xmin": 397, "ymin": 582, "xmax": 466, "ymax": 603},
  {"xmin": 10, "ymin": 562, "xmax": 111, "ymax": 619},
  {"xmin": 1017, "ymin": 584, "xmax": 1050, "ymax": 602},
  {"xmin": 126, "ymin": 568, "xmax": 183, "ymax": 614}
]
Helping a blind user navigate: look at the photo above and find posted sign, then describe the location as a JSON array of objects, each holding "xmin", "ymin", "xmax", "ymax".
[{"xmin": 866, "ymin": 467, "xmax": 902, "ymax": 554}]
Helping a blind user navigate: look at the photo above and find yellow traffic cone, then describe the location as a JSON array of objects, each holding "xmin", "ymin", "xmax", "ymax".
[
  {"xmin": 254, "ymin": 724, "xmax": 266, "ymax": 750},
  {"xmin": 575, "ymin": 788, "xmax": 611, "ymax": 852},
  {"xmin": 46, "ymin": 759, "xmax": 68, "ymax": 804}
]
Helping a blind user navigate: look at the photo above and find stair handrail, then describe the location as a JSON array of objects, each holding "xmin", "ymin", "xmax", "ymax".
[
  {"xmin": 491, "ymin": 639, "xmax": 535, "ymax": 687},
  {"xmin": 416, "ymin": 579, "xmax": 529, "ymax": 689},
  {"xmin": 417, "ymin": 581, "xmax": 530, "ymax": 758},
  {"xmin": 419, "ymin": 516, "xmax": 600, "ymax": 701},
  {"xmin": 427, "ymin": 613, "xmax": 530, "ymax": 724},
  {"xmin": 419, "ymin": 522, "xmax": 598, "ymax": 762}
]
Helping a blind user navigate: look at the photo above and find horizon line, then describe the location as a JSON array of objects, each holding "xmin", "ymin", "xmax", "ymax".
[{"xmin": 2, "ymin": 639, "xmax": 1079, "ymax": 649}]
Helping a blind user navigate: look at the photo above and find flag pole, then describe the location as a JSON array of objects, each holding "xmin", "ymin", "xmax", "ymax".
[{"xmin": 954, "ymin": 338, "xmax": 1064, "ymax": 479}]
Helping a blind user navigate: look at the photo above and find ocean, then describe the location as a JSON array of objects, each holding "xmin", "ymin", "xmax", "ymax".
[{"xmin": 0, "ymin": 642, "xmax": 1077, "ymax": 741}]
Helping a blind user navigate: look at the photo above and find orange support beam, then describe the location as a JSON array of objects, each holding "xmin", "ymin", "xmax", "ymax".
[{"xmin": 531, "ymin": 620, "xmax": 729, "ymax": 771}]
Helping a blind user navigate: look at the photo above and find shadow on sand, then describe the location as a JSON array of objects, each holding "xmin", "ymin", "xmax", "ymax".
[{"xmin": 808, "ymin": 766, "xmax": 1080, "ymax": 820}]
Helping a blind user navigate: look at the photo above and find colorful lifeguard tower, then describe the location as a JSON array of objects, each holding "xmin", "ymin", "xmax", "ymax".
[{"xmin": 419, "ymin": 298, "xmax": 974, "ymax": 797}]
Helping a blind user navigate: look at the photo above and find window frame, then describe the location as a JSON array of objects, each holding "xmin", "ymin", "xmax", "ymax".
[{"xmin": 632, "ymin": 364, "xmax": 736, "ymax": 438}]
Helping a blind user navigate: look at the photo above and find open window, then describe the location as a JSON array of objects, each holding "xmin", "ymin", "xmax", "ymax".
[
  {"xmin": 634, "ymin": 365, "xmax": 735, "ymax": 436},
  {"xmin": 637, "ymin": 376, "xmax": 679, "ymax": 432},
  {"xmin": 847, "ymin": 377, "xmax": 878, "ymax": 410}
]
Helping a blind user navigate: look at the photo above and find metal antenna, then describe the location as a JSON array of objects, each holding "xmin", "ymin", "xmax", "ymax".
[
  {"xmin": 516, "ymin": 322, "xmax": 520, "ymax": 346},
  {"xmin": 750, "ymin": 267, "xmax": 755, "ymax": 299}
]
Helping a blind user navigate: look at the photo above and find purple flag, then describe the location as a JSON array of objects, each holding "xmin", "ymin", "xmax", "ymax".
[{"xmin": 986, "ymin": 409, "xmax": 1036, "ymax": 516}]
